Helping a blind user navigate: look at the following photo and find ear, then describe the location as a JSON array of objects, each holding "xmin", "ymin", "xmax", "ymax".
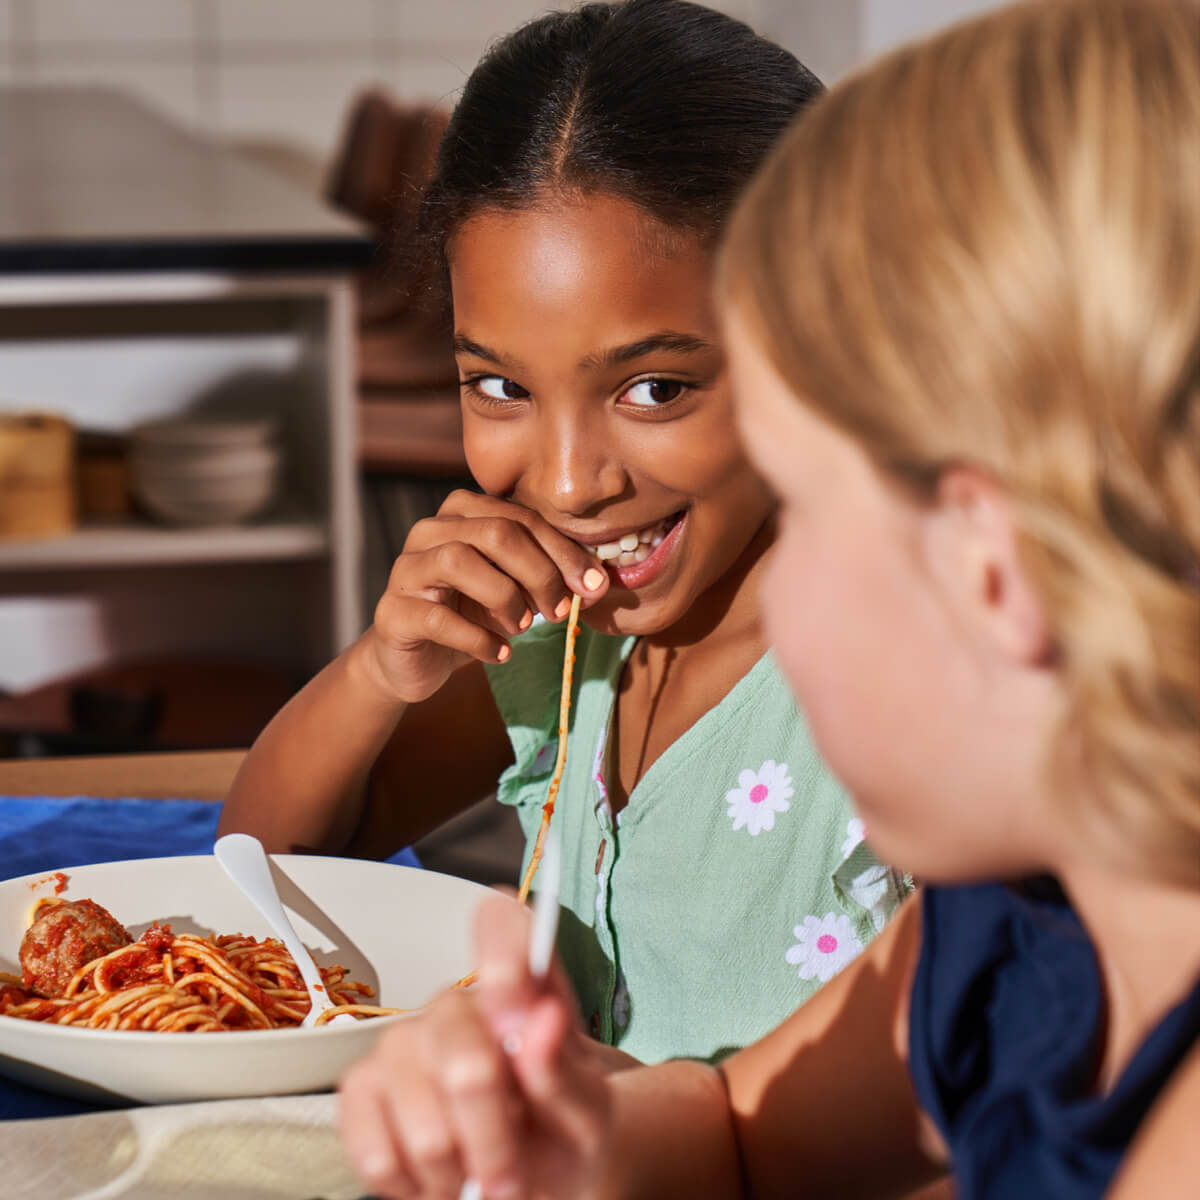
[{"xmin": 926, "ymin": 467, "xmax": 1054, "ymax": 666}]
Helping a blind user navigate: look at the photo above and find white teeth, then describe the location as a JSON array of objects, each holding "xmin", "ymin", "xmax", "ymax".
[{"xmin": 587, "ymin": 514, "xmax": 677, "ymax": 563}]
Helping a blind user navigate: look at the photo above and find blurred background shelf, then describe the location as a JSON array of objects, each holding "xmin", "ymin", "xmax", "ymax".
[
  {"xmin": 0, "ymin": 512, "xmax": 329, "ymax": 571},
  {"xmin": 0, "ymin": 87, "xmax": 368, "ymax": 760}
]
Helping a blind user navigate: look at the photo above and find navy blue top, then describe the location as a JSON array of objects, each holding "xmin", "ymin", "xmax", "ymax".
[{"xmin": 909, "ymin": 882, "xmax": 1200, "ymax": 1198}]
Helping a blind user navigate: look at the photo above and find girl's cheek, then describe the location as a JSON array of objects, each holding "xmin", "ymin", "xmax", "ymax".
[{"xmin": 464, "ymin": 425, "xmax": 524, "ymax": 495}]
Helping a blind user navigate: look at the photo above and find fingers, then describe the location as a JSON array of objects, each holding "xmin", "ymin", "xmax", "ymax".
[
  {"xmin": 339, "ymin": 1052, "xmax": 420, "ymax": 1197},
  {"xmin": 413, "ymin": 491, "xmax": 610, "ymax": 616},
  {"xmin": 372, "ymin": 493, "xmax": 610, "ymax": 685},
  {"xmin": 472, "ymin": 896, "xmax": 608, "ymax": 1156},
  {"xmin": 511, "ymin": 994, "xmax": 610, "ymax": 1159},
  {"xmin": 386, "ymin": 538, "xmax": 534, "ymax": 635},
  {"xmin": 375, "ymin": 588, "xmax": 512, "ymax": 667},
  {"xmin": 473, "ymin": 893, "xmax": 539, "ymax": 1039},
  {"xmin": 339, "ymin": 895, "xmax": 610, "ymax": 1200},
  {"xmin": 425, "ymin": 994, "xmax": 527, "ymax": 1197},
  {"xmin": 341, "ymin": 992, "xmax": 533, "ymax": 1200}
]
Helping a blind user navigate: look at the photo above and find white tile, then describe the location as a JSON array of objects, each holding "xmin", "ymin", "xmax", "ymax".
[
  {"xmin": 31, "ymin": 0, "xmax": 195, "ymax": 45},
  {"xmin": 384, "ymin": 0, "xmax": 570, "ymax": 46},
  {"xmin": 215, "ymin": 57, "xmax": 381, "ymax": 160},
  {"xmin": 710, "ymin": 0, "xmax": 757, "ymax": 23},
  {"xmin": 30, "ymin": 59, "xmax": 202, "ymax": 130},
  {"xmin": 376, "ymin": 50, "xmax": 474, "ymax": 106},
  {"xmin": 216, "ymin": 0, "xmax": 372, "ymax": 44},
  {"xmin": 863, "ymin": 0, "xmax": 1002, "ymax": 57},
  {"xmin": 759, "ymin": 0, "xmax": 862, "ymax": 82}
]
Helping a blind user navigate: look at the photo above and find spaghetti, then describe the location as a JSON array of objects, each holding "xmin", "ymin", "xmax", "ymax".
[
  {"xmin": 517, "ymin": 591, "xmax": 583, "ymax": 904},
  {"xmin": 455, "ymin": 593, "xmax": 582, "ymax": 990},
  {"xmin": 0, "ymin": 897, "xmax": 399, "ymax": 1031}
]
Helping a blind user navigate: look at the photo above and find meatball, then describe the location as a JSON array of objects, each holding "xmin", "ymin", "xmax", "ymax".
[{"xmin": 19, "ymin": 899, "xmax": 132, "ymax": 998}]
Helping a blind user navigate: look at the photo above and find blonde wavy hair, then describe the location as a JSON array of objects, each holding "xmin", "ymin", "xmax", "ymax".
[{"xmin": 721, "ymin": 0, "xmax": 1200, "ymax": 886}]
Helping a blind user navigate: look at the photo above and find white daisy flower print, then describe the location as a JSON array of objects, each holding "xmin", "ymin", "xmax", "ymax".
[
  {"xmin": 726, "ymin": 760, "xmax": 793, "ymax": 836},
  {"xmin": 786, "ymin": 913, "xmax": 864, "ymax": 983},
  {"xmin": 841, "ymin": 817, "xmax": 866, "ymax": 859}
]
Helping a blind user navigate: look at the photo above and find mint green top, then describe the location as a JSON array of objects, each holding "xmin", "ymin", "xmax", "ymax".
[{"xmin": 486, "ymin": 620, "xmax": 910, "ymax": 1065}]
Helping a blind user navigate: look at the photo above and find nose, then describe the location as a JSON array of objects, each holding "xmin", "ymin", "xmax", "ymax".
[{"xmin": 533, "ymin": 412, "xmax": 627, "ymax": 517}]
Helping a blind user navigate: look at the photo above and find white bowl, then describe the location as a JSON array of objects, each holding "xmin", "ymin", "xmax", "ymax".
[
  {"xmin": 131, "ymin": 418, "xmax": 278, "ymax": 454},
  {"xmin": 133, "ymin": 469, "xmax": 279, "ymax": 505},
  {"xmin": 0, "ymin": 855, "xmax": 493, "ymax": 1104},
  {"xmin": 133, "ymin": 470, "xmax": 279, "ymax": 525},
  {"xmin": 130, "ymin": 444, "xmax": 281, "ymax": 481}
]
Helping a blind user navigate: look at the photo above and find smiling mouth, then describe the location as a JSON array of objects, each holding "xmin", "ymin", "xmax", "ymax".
[{"xmin": 585, "ymin": 512, "xmax": 683, "ymax": 568}]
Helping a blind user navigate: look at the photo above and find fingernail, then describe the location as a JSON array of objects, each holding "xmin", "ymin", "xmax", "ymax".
[
  {"xmin": 490, "ymin": 1176, "xmax": 522, "ymax": 1199},
  {"xmin": 582, "ymin": 567, "xmax": 605, "ymax": 591},
  {"xmin": 502, "ymin": 1031, "xmax": 522, "ymax": 1056},
  {"xmin": 553, "ymin": 596, "xmax": 570, "ymax": 620},
  {"xmin": 518, "ymin": 609, "xmax": 533, "ymax": 631},
  {"xmin": 497, "ymin": 644, "xmax": 512, "ymax": 663}
]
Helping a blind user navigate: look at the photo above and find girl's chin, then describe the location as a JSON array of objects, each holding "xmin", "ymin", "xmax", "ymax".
[{"xmin": 579, "ymin": 590, "xmax": 687, "ymax": 639}]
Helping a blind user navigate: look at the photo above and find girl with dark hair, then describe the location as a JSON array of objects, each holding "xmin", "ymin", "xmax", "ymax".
[{"xmin": 221, "ymin": 0, "xmax": 907, "ymax": 1069}]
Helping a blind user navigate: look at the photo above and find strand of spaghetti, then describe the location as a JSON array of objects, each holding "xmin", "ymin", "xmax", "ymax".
[
  {"xmin": 314, "ymin": 1002, "xmax": 407, "ymax": 1024},
  {"xmin": 517, "ymin": 590, "xmax": 583, "ymax": 903},
  {"xmin": 454, "ymin": 592, "xmax": 583, "ymax": 991}
]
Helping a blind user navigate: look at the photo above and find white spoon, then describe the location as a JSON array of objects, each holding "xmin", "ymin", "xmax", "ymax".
[
  {"xmin": 461, "ymin": 825, "xmax": 563, "ymax": 1200},
  {"xmin": 213, "ymin": 832, "xmax": 356, "ymax": 1028}
]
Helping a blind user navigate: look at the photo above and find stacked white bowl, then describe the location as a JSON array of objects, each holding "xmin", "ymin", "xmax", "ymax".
[{"xmin": 130, "ymin": 417, "xmax": 281, "ymax": 527}]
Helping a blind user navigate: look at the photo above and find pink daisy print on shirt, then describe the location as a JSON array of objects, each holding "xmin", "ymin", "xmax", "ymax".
[
  {"xmin": 786, "ymin": 913, "xmax": 864, "ymax": 983},
  {"xmin": 726, "ymin": 760, "xmax": 793, "ymax": 836}
]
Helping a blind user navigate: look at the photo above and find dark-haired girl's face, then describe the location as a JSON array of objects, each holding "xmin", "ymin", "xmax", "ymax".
[{"xmin": 449, "ymin": 191, "xmax": 773, "ymax": 638}]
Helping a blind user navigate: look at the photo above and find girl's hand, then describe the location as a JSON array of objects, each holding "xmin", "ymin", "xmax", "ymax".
[
  {"xmin": 365, "ymin": 491, "xmax": 609, "ymax": 703},
  {"xmin": 339, "ymin": 895, "xmax": 613, "ymax": 1199}
]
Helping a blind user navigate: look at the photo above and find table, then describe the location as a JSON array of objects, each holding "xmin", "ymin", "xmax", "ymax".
[{"xmin": 0, "ymin": 750, "xmax": 417, "ymax": 1122}]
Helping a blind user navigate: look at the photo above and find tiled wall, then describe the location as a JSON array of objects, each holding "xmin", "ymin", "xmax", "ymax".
[
  {"xmin": 0, "ymin": 1, "xmax": 999, "ymax": 172},
  {"xmin": 0, "ymin": 0, "xmax": 756, "ymax": 167}
]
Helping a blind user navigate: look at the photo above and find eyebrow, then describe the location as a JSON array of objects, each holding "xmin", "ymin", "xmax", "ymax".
[
  {"xmin": 452, "ymin": 334, "xmax": 528, "ymax": 373},
  {"xmin": 452, "ymin": 329, "xmax": 716, "ymax": 375},
  {"xmin": 579, "ymin": 331, "xmax": 716, "ymax": 370}
]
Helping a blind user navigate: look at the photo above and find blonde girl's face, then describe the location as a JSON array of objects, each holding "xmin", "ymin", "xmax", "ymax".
[
  {"xmin": 722, "ymin": 308, "xmax": 1059, "ymax": 882},
  {"xmin": 448, "ymin": 192, "xmax": 774, "ymax": 639}
]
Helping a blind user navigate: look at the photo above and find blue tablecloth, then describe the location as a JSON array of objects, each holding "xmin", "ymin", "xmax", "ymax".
[{"xmin": 0, "ymin": 794, "xmax": 418, "ymax": 1121}]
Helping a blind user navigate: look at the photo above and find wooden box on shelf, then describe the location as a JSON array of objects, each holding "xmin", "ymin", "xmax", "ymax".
[{"xmin": 0, "ymin": 413, "xmax": 76, "ymax": 538}]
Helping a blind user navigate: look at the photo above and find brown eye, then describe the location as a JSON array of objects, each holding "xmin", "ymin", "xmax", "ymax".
[
  {"xmin": 474, "ymin": 376, "xmax": 529, "ymax": 401},
  {"xmin": 623, "ymin": 379, "xmax": 686, "ymax": 407}
]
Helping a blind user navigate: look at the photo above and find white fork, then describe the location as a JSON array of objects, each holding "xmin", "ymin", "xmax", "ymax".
[
  {"xmin": 460, "ymin": 826, "xmax": 563, "ymax": 1200},
  {"xmin": 213, "ymin": 833, "xmax": 356, "ymax": 1028}
]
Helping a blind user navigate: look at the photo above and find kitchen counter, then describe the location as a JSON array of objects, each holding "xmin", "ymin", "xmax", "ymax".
[{"xmin": 0, "ymin": 85, "xmax": 371, "ymax": 274}]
